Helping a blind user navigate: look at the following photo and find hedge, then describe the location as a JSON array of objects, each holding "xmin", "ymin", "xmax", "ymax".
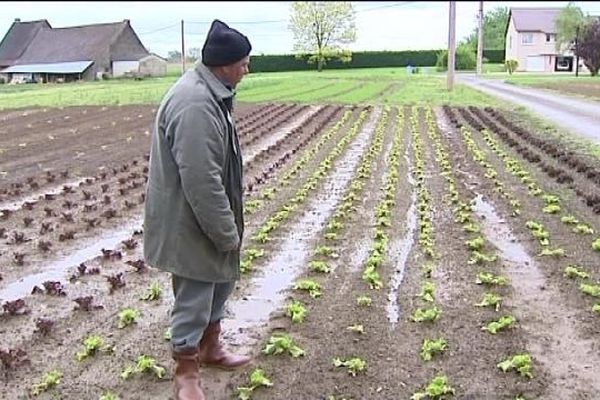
[{"xmin": 249, "ymin": 49, "xmax": 505, "ymax": 73}]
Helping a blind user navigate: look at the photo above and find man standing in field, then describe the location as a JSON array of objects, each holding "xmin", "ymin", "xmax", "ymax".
[{"xmin": 143, "ymin": 19, "xmax": 251, "ymax": 400}]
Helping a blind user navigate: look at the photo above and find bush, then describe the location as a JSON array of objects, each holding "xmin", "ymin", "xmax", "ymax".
[
  {"xmin": 505, "ymin": 59, "xmax": 519, "ymax": 74},
  {"xmin": 435, "ymin": 45, "xmax": 477, "ymax": 71}
]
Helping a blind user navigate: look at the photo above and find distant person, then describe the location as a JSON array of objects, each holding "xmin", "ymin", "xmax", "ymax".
[{"xmin": 144, "ymin": 19, "xmax": 251, "ymax": 400}]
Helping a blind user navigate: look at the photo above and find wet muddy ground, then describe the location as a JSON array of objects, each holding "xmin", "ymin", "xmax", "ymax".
[{"xmin": 1, "ymin": 102, "xmax": 599, "ymax": 400}]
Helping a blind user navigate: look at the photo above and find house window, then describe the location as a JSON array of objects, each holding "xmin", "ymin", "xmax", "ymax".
[
  {"xmin": 509, "ymin": 36, "xmax": 512, "ymax": 49},
  {"xmin": 522, "ymin": 33, "xmax": 534, "ymax": 44},
  {"xmin": 546, "ymin": 33, "xmax": 555, "ymax": 42}
]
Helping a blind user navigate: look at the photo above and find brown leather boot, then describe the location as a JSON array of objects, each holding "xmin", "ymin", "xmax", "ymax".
[
  {"xmin": 197, "ymin": 320, "xmax": 251, "ymax": 370},
  {"xmin": 172, "ymin": 348, "xmax": 205, "ymax": 400}
]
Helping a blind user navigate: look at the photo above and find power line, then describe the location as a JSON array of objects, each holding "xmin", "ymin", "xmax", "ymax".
[
  {"xmin": 186, "ymin": 19, "xmax": 286, "ymax": 25},
  {"xmin": 138, "ymin": 22, "xmax": 179, "ymax": 35},
  {"xmin": 355, "ymin": 1, "xmax": 417, "ymax": 13}
]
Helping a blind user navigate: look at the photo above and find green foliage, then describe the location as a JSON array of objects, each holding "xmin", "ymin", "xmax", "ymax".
[
  {"xmin": 117, "ymin": 308, "xmax": 140, "ymax": 328},
  {"xmin": 294, "ymin": 279, "xmax": 322, "ymax": 298},
  {"xmin": 580, "ymin": 283, "xmax": 600, "ymax": 298},
  {"xmin": 563, "ymin": 265, "xmax": 590, "ymax": 279},
  {"xmin": 476, "ymin": 272, "xmax": 508, "ymax": 286},
  {"xmin": 31, "ymin": 370, "xmax": 63, "ymax": 396},
  {"xmin": 593, "ymin": 303, "xmax": 600, "ymax": 315},
  {"xmin": 555, "ymin": 3, "xmax": 591, "ymax": 52},
  {"xmin": 542, "ymin": 204, "xmax": 561, "ymax": 214},
  {"xmin": 309, "ymin": 260, "xmax": 331, "ymax": 273},
  {"xmin": 290, "ymin": 1, "xmax": 356, "ymax": 71},
  {"xmin": 121, "ymin": 355, "xmax": 166, "ymax": 380},
  {"xmin": 461, "ymin": 6, "xmax": 509, "ymax": 50},
  {"xmin": 420, "ymin": 338, "xmax": 448, "ymax": 361},
  {"xmin": 332, "ymin": 357, "xmax": 367, "ymax": 376},
  {"xmin": 475, "ymin": 293, "xmax": 502, "ymax": 311},
  {"xmin": 537, "ymin": 247, "xmax": 566, "ymax": 257},
  {"xmin": 249, "ymin": 50, "xmax": 442, "ymax": 72},
  {"xmin": 482, "ymin": 315, "xmax": 516, "ymax": 334},
  {"xmin": 505, "ymin": 59, "xmax": 519, "ymax": 75},
  {"xmin": 411, "ymin": 375, "xmax": 455, "ymax": 400},
  {"xmin": 410, "ymin": 306, "xmax": 441, "ymax": 322},
  {"xmin": 356, "ymin": 295, "xmax": 372, "ymax": 307},
  {"xmin": 593, "ymin": 238, "xmax": 600, "ymax": 252},
  {"xmin": 419, "ymin": 281, "xmax": 436, "ymax": 302},
  {"xmin": 465, "ymin": 236, "xmax": 485, "ymax": 250},
  {"xmin": 314, "ymin": 245, "xmax": 339, "ymax": 258},
  {"xmin": 140, "ymin": 282, "xmax": 162, "ymax": 301},
  {"xmin": 76, "ymin": 335, "xmax": 112, "ymax": 361},
  {"xmin": 497, "ymin": 354, "xmax": 533, "ymax": 378},
  {"xmin": 99, "ymin": 392, "xmax": 120, "ymax": 400},
  {"xmin": 236, "ymin": 368, "xmax": 273, "ymax": 400},
  {"xmin": 286, "ymin": 300, "xmax": 307, "ymax": 323},
  {"xmin": 436, "ymin": 44, "xmax": 477, "ymax": 72},
  {"xmin": 347, "ymin": 324, "xmax": 365, "ymax": 334},
  {"xmin": 263, "ymin": 334, "xmax": 305, "ymax": 358},
  {"xmin": 572, "ymin": 223, "xmax": 594, "ymax": 235}
]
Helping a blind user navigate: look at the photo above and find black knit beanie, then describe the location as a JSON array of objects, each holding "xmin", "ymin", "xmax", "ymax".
[{"xmin": 201, "ymin": 19, "xmax": 252, "ymax": 67}]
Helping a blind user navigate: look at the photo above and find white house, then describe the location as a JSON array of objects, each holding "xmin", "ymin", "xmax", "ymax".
[{"xmin": 505, "ymin": 7, "xmax": 586, "ymax": 73}]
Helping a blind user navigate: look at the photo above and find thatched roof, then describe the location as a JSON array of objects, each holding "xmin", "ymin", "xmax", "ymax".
[{"xmin": 0, "ymin": 19, "xmax": 51, "ymax": 66}]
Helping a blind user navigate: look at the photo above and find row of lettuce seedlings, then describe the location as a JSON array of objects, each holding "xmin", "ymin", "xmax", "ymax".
[
  {"xmin": 243, "ymin": 108, "xmax": 355, "ymax": 215},
  {"xmin": 427, "ymin": 107, "xmax": 532, "ymax": 398},
  {"xmin": 234, "ymin": 107, "xmax": 390, "ymax": 399},
  {"xmin": 242, "ymin": 105, "xmax": 342, "ymax": 193},
  {"xmin": 458, "ymin": 116, "xmax": 600, "ymax": 317},
  {"xmin": 239, "ymin": 108, "xmax": 369, "ymax": 275},
  {"xmin": 232, "ymin": 109, "xmax": 388, "ymax": 400},
  {"xmin": 404, "ymin": 106, "xmax": 457, "ymax": 399}
]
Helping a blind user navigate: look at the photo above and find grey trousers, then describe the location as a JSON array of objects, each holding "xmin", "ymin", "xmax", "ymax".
[{"xmin": 170, "ymin": 275, "xmax": 235, "ymax": 352}]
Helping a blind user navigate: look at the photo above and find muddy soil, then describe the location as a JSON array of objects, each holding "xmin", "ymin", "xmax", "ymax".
[{"xmin": 1, "ymin": 103, "xmax": 599, "ymax": 400}]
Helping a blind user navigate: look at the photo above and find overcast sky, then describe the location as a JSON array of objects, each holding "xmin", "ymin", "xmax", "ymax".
[{"xmin": 2, "ymin": 1, "xmax": 600, "ymax": 58}]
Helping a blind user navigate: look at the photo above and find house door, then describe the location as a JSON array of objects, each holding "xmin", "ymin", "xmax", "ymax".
[{"xmin": 526, "ymin": 56, "xmax": 545, "ymax": 72}]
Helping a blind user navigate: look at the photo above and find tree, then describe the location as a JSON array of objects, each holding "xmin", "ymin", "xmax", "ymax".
[
  {"xmin": 167, "ymin": 50, "xmax": 182, "ymax": 63},
  {"xmin": 555, "ymin": 2, "xmax": 591, "ymax": 52},
  {"xmin": 578, "ymin": 19, "xmax": 600, "ymax": 76},
  {"xmin": 436, "ymin": 44, "xmax": 477, "ymax": 71},
  {"xmin": 461, "ymin": 6, "xmax": 509, "ymax": 50},
  {"xmin": 289, "ymin": 1, "xmax": 356, "ymax": 72},
  {"xmin": 187, "ymin": 47, "xmax": 201, "ymax": 63}
]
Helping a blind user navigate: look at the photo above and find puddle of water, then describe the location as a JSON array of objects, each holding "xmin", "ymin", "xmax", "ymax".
[
  {"xmin": 0, "ymin": 177, "xmax": 92, "ymax": 212},
  {"xmin": 387, "ymin": 149, "xmax": 417, "ymax": 327},
  {"xmin": 471, "ymin": 193, "xmax": 600, "ymax": 398},
  {"xmin": 0, "ymin": 217, "xmax": 143, "ymax": 303},
  {"xmin": 471, "ymin": 193, "xmax": 541, "ymax": 290},
  {"xmin": 223, "ymin": 107, "xmax": 382, "ymax": 345},
  {"xmin": 244, "ymin": 105, "xmax": 323, "ymax": 165}
]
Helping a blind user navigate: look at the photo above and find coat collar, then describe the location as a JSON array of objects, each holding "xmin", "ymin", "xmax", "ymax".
[{"xmin": 194, "ymin": 61, "xmax": 235, "ymax": 101}]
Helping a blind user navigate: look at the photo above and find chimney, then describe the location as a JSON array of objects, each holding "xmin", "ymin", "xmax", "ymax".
[{"xmin": 14, "ymin": 18, "xmax": 21, "ymax": 23}]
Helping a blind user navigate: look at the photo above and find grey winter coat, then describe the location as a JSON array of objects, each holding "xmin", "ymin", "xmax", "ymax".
[{"xmin": 143, "ymin": 62, "xmax": 244, "ymax": 282}]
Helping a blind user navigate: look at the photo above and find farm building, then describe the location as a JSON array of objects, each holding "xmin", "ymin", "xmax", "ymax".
[{"xmin": 0, "ymin": 18, "xmax": 166, "ymax": 83}]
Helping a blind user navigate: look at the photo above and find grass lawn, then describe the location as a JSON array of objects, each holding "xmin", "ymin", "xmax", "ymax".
[{"xmin": 0, "ymin": 66, "xmax": 504, "ymax": 110}]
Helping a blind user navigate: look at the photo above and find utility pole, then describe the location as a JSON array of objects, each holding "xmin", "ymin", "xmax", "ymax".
[
  {"xmin": 447, "ymin": 1, "xmax": 456, "ymax": 91},
  {"xmin": 476, "ymin": 0, "xmax": 484, "ymax": 75},
  {"xmin": 575, "ymin": 25, "xmax": 580, "ymax": 77},
  {"xmin": 181, "ymin": 19, "xmax": 186, "ymax": 75}
]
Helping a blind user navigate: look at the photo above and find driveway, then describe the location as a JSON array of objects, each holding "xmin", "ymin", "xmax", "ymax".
[{"xmin": 458, "ymin": 74, "xmax": 600, "ymax": 143}]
